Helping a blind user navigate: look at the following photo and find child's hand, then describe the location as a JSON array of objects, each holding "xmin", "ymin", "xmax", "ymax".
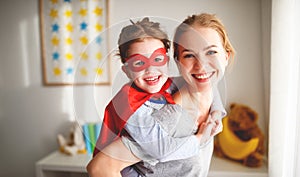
[
  {"xmin": 195, "ymin": 111, "xmax": 224, "ymax": 145},
  {"xmin": 210, "ymin": 111, "xmax": 223, "ymax": 136},
  {"xmin": 210, "ymin": 119, "xmax": 223, "ymax": 136},
  {"xmin": 195, "ymin": 121, "xmax": 214, "ymax": 144}
]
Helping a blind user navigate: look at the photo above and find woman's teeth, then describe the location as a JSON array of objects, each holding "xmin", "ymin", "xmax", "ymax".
[{"xmin": 194, "ymin": 72, "xmax": 213, "ymax": 79}]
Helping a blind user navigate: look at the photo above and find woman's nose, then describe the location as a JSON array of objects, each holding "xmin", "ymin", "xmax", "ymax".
[
  {"xmin": 194, "ymin": 58, "xmax": 204, "ymax": 69},
  {"xmin": 194, "ymin": 55, "xmax": 209, "ymax": 70}
]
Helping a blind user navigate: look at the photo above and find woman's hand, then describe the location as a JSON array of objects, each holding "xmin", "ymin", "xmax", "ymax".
[{"xmin": 87, "ymin": 151, "xmax": 123, "ymax": 177}]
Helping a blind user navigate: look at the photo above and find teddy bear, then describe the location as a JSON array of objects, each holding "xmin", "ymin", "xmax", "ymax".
[
  {"xmin": 214, "ymin": 103, "xmax": 265, "ymax": 167},
  {"xmin": 57, "ymin": 122, "xmax": 87, "ymax": 155}
]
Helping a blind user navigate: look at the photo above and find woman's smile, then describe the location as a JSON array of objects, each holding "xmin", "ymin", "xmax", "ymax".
[{"xmin": 192, "ymin": 71, "xmax": 215, "ymax": 82}]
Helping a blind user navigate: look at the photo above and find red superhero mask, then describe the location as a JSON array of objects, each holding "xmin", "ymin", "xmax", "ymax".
[{"xmin": 124, "ymin": 48, "xmax": 169, "ymax": 72}]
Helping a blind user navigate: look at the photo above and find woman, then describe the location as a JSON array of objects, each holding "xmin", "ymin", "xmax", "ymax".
[{"xmin": 87, "ymin": 13, "xmax": 235, "ymax": 177}]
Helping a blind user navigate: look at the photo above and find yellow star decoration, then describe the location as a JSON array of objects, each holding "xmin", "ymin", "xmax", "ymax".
[
  {"xmin": 65, "ymin": 53, "xmax": 73, "ymax": 61},
  {"xmin": 95, "ymin": 23, "xmax": 103, "ymax": 32},
  {"xmin": 66, "ymin": 23, "xmax": 74, "ymax": 32},
  {"xmin": 80, "ymin": 36, "xmax": 89, "ymax": 45},
  {"xmin": 51, "ymin": 36, "xmax": 60, "ymax": 46},
  {"xmin": 80, "ymin": 52, "xmax": 89, "ymax": 60},
  {"xmin": 80, "ymin": 67, "xmax": 88, "ymax": 76},
  {"xmin": 53, "ymin": 67, "xmax": 61, "ymax": 76},
  {"xmin": 79, "ymin": 8, "xmax": 88, "ymax": 17},
  {"xmin": 50, "ymin": 0, "xmax": 58, "ymax": 4},
  {"xmin": 65, "ymin": 37, "xmax": 73, "ymax": 45},
  {"xmin": 95, "ymin": 67, "xmax": 103, "ymax": 75},
  {"xmin": 93, "ymin": 7, "xmax": 103, "ymax": 16},
  {"xmin": 49, "ymin": 9, "xmax": 58, "ymax": 19},
  {"xmin": 96, "ymin": 52, "xmax": 102, "ymax": 60},
  {"xmin": 64, "ymin": 10, "xmax": 72, "ymax": 18}
]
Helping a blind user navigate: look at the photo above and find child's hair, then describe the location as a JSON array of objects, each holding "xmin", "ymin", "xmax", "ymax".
[
  {"xmin": 118, "ymin": 17, "xmax": 170, "ymax": 63},
  {"xmin": 173, "ymin": 13, "xmax": 235, "ymax": 63}
]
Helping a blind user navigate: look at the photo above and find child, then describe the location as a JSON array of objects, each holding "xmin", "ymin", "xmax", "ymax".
[{"xmin": 87, "ymin": 17, "xmax": 225, "ymax": 177}]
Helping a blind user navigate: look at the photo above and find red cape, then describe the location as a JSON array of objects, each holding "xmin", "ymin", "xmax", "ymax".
[{"xmin": 93, "ymin": 78, "xmax": 175, "ymax": 156}]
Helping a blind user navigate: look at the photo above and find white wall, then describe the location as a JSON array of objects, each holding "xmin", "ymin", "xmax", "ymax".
[
  {"xmin": 0, "ymin": 0, "xmax": 267, "ymax": 176},
  {"xmin": 0, "ymin": 1, "xmax": 72, "ymax": 177}
]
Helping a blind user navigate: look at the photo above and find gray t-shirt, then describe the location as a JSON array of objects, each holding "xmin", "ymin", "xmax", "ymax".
[
  {"xmin": 122, "ymin": 102, "xmax": 201, "ymax": 165},
  {"xmin": 122, "ymin": 78, "xmax": 226, "ymax": 176},
  {"xmin": 122, "ymin": 99, "xmax": 222, "ymax": 177}
]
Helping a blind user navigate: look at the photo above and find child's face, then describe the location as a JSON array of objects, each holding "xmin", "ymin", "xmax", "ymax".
[
  {"xmin": 177, "ymin": 27, "xmax": 229, "ymax": 92},
  {"xmin": 122, "ymin": 38, "xmax": 169, "ymax": 93}
]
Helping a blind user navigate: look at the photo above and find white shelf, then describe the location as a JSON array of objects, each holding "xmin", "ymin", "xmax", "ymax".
[
  {"xmin": 35, "ymin": 151, "xmax": 92, "ymax": 177},
  {"xmin": 36, "ymin": 151, "xmax": 268, "ymax": 177},
  {"xmin": 208, "ymin": 155, "xmax": 268, "ymax": 177}
]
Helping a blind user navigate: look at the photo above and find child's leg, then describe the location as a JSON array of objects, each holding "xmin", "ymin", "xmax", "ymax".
[{"xmin": 121, "ymin": 166, "xmax": 141, "ymax": 177}]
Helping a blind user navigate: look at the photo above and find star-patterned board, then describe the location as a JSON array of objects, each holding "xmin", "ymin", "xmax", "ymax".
[{"xmin": 40, "ymin": 0, "xmax": 110, "ymax": 85}]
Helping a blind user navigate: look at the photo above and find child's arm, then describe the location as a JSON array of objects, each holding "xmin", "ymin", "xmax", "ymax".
[
  {"xmin": 210, "ymin": 111, "xmax": 224, "ymax": 135},
  {"xmin": 211, "ymin": 87, "xmax": 227, "ymax": 118},
  {"xmin": 87, "ymin": 138, "xmax": 140, "ymax": 177},
  {"xmin": 197, "ymin": 88, "xmax": 226, "ymax": 143},
  {"xmin": 209, "ymin": 88, "xmax": 226, "ymax": 135},
  {"xmin": 121, "ymin": 103, "xmax": 208, "ymax": 164}
]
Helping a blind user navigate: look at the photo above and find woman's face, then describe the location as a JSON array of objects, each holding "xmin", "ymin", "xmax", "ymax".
[
  {"xmin": 122, "ymin": 38, "xmax": 169, "ymax": 93},
  {"xmin": 177, "ymin": 27, "xmax": 229, "ymax": 92}
]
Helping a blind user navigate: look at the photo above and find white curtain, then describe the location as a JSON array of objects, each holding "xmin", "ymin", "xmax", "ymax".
[
  {"xmin": 296, "ymin": 67, "xmax": 300, "ymax": 176},
  {"xmin": 269, "ymin": 0, "xmax": 300, "ymax": 176}
]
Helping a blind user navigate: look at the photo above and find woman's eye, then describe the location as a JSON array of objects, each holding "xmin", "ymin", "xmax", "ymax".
[
  {"xmin": 133, "ymin": 60, "xmax": 145, "ymax": 67},
  {"xmin": 183, "ymin": 53, "xmax": 195, "ymax": 59},
  {"xmin": 207, "ymin": 50, "xmax": 217, "ymax": 55}
]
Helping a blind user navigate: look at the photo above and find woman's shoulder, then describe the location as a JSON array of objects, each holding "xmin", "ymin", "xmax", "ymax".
[
  {"xmin": 173, "ymin": 91, "xmax": 182, "ymax": 105},
  {"xmin": 170, "ymin": 77, "xmax": 185, "ymax": 89},
  {"xmin": 173, "ymin": 85, "xmax": 190, "ymax": 105}
]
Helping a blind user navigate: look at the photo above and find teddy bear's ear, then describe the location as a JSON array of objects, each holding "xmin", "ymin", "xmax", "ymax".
[{"xmin": 230, "ymin": 103, "xmax": 236, "ymax": 109}]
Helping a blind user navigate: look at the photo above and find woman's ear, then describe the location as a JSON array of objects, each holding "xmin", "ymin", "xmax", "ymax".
[
  {"xmin": 225, "ymin": 51, "xmax": 230, "ymax": 66},
  {"xmin": 226, "ymin": 52, "xmax": 230, "ymax": 60}
]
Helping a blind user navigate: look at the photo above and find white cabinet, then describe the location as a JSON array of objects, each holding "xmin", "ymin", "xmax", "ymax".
[
  {"xmin": 36, "ymin": 151, "xmax": 268, "ymax": 177},
  {"xmin": 35, "ymin": 151, "xmax": 91, "ymax": 177}
]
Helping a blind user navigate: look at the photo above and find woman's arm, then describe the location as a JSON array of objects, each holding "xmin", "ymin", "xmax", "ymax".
[{"xmin": 87, "ymin": 139, "xmax": 140, "ymax": 177}]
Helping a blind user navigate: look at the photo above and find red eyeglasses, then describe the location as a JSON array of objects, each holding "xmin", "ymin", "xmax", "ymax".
[{"xmin": 124, "ymin": 48, "xmax": 169, "ymax": 72}]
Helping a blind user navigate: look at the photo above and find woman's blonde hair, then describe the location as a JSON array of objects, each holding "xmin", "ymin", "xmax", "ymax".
[{"xmin": 173, "ymin": 13, "xmax": 235, "ymax": 63}]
